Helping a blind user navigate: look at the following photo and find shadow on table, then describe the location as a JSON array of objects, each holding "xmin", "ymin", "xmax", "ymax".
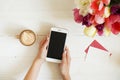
[
  {"xmin": 4, "ymin": 22, "xmax": 53, "ymax": 37},
  {"xmin": 4, "ymin": 24, "xmax": 27, "ymax": 37},
  {"xmin": 111, "ymin": 53, "xmax": 120, "ymax": 67},
  {"xmin": 36, "ymin": 22, "xmax": 53, "ymax": 36}
]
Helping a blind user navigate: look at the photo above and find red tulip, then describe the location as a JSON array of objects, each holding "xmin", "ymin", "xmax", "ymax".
[
  {"xmin": 105, "ymin": 15, "xmax": 120, "ymax": 34},
  {"xmin": 91, "ymin": 0, "xmax": 110, "ymax": 16}
]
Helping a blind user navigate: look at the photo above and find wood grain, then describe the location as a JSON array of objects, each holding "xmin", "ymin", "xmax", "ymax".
[{"xmin": 0, "ymin": 0, "xmax": 120, "ymax": 80}]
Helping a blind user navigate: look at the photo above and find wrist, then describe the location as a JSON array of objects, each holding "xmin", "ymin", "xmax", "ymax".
[
  {"xmin": 35, "ymin": 54, "xmax": 46, "ymax": 63},
  {"xmin": 62, "ymin": 74, "xmax": 71, "ymax": 80},
  {"xmin": 33, "ymin": 58, "xmax": 44, "ymax": 65}
]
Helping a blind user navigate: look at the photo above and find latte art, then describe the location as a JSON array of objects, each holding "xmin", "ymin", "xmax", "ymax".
[{"xmin": 20, "ymin": 30, "xmax": 36, "ymax": 46}]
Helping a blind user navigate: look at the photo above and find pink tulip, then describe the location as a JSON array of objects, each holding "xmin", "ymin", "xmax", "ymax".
[
  {"xmin": 73, "ymin": 8, "xmax": 83, "ymax": 23},
  {"xmin": 102, "ymin": 0, "xmax": 110, "ymax": 5}
]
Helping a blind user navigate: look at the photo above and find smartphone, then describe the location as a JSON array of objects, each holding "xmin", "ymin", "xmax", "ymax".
[{"xmin": 46, "ymin": 27, "xmax": 68, "ymax": 63}]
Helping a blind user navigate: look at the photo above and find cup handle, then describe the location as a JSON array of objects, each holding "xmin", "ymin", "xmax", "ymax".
[{"xmin": 16, "ymin": 35, "xmax": 20, "ymax": 39}]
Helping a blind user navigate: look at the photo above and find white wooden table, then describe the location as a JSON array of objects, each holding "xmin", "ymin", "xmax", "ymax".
[{"xmin": 0, "ymin": 0, "xmax": 120, "ymax": 80}]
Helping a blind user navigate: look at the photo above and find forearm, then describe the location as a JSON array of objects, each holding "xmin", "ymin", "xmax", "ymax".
[{"xmin": 24, "ymin": 58, "xmax": 43, "ymax": 80}]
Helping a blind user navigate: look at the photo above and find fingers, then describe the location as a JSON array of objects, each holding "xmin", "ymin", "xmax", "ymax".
[
  {"xmin": 65, "ymin": 47, "xmax": 71, "ymax": 66},
  {"xmin": 47, "ymin": 33, "xmax": 50, "ymax": 37},
  {"xmin": 62, "ymin": 50, "xmax": 67, "ymax": 64},
  {"xmin": 40, "ymin": 33, "xmax": 49, "ymax": 45},
  {"xmin": 41, "ymin": 36, "xmax": 49, "ymax": 49},
  {"xmin": 38, "ymin": 36, "xmax": 49, "ymax": 59},
  {"xmin": 62, "ymin": 47, "xmax": 71, "ymax": 63},
  {"xmin": 66, "ymin": 47, "xmax": 71, "ymax": 61},
  {"xmin": 40, "ymin": 37, "xmax": 46, "ymax": 46}
]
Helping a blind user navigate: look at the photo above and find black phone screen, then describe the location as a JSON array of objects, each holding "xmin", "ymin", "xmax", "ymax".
[{"xmin": 47, "ymin": 31, "xmax": 67, "ymax": 60}]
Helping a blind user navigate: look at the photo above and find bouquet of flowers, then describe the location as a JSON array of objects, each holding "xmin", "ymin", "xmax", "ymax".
[{"xmin": 73, "ymin": 0, "xmax": 120, "ymax": 37}]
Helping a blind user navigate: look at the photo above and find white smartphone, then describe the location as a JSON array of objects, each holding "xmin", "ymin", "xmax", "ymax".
[{"xmin": 46, "ymin": 27, "xmax": 68, "ymax": 63}]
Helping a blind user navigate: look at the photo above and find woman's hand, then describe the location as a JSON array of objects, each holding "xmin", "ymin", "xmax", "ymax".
[
  {"xmin": 59, "ymin": 47, "xmax": 71, "ymax": 80},
  {"xmin": 35, "ymin": 36, "xmax": 49, "ymax": 63}
]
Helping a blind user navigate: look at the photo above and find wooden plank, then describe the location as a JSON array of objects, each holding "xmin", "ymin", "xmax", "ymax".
[{"xmin": 0, "ymin": 0, "xmax": 120, "ymax": 80}]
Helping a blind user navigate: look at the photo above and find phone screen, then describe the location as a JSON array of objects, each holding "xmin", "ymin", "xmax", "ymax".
[{"xmin": 47, "ymin": 31, "xmax": 67, "ymax": 60}]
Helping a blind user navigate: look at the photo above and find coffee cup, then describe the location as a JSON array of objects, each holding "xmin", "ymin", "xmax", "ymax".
[{"xmin": 16, "ymin": 30, "xmax": 36, "ymax": 46}]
